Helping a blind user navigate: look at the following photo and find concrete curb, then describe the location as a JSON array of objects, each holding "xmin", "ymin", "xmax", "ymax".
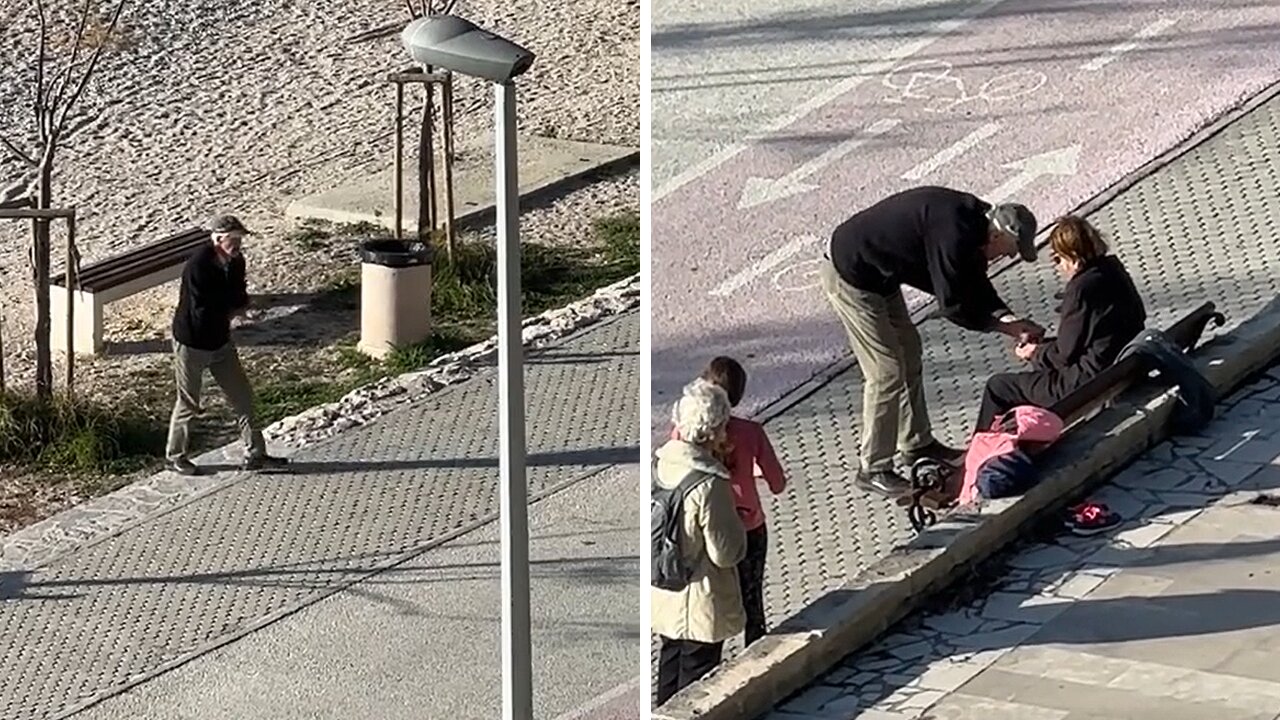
[{"xmin": 653, "ymin": 296, "xmax": 1280, "ymax": 720}]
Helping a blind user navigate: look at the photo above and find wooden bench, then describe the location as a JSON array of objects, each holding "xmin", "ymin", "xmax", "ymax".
[
  {"xmin": 51, "ymin": 228, "xmax": 210, "ymax": 355},
  {"xmin": 901, "ymin": 301, "xmax": 1227, "ymax": 530}
]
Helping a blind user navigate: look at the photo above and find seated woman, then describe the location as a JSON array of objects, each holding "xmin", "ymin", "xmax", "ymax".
[{"xmin": 974, "ymin": 215, "xmax": 1146, "ymax": 432}]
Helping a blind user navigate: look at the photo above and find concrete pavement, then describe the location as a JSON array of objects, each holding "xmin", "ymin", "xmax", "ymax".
[
  {"xmin": 767, "ymin": 365, "xmax": 1280, "ymax": 720},
  {"xmin": 285, "ymin": 135, "xmax": 638, "ymax": 234},
  {"xmin": 0, "ymin": 312, "xmax": 640, "ymax": 720}
]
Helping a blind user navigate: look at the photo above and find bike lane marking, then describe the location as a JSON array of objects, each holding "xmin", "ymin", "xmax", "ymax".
[
  {"xmin": 652, "ymin": 0, "xmax": 1010, "ymax": 202},
  {"xmin": 903, "ymin": 122, "xmax": 1004, "ymax": 182},
  {"xmin": 1081, "ymin": 14, "xmax": 1187, "ymax": 72},
  {"xmin": 652, "ymin": 2, "xmax": 1280, "ymax": 429}
]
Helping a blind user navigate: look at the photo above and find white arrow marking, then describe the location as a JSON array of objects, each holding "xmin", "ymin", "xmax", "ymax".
[
  {"xmin": 709, "ymin": 234, "xmax": 822, "ymax": 297},
  {"xmin": 985, "ymin": 144, "xmax": 1081, "ymax": 203},
  {"xmin": 1213, "ymin": 429, "xmax": 1259, "ymax": 461},
  {"xmin": 737, "ymin": 118, "xmax": 901, "ymax": 210},
  {"xmin": 902, "ymin": 122, "xmax": 1002, "ymax": 181},
  {"xmin": 1081, "ymin": 15, "xmax": 1184, "ymax": 72}
]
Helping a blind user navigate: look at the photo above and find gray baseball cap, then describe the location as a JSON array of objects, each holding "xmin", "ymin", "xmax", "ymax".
[
  {"xmin": 208, "ymin": 214, "xmax": 253, "ymax": 235},
  {"xmin": 988, "ymin": 203, "xmax": 1038, "ymax": 262}
]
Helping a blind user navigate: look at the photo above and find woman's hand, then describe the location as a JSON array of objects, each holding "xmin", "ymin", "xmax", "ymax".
[{"xmin": 1014, "ymin": 341, "xmax": 1039, "ymax": 362}]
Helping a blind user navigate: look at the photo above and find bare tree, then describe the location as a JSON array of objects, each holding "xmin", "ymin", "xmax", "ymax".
[
  {"xmin": 402, "ymin": 0, "xmax": 458, "ymax": 19},
  {"xmin": 399, "ymin": 0, "xmax": 460, "ymax": 261},
  {"xmin": 0, "ymin": 0, "xmax": 129, "ymax": 400}
]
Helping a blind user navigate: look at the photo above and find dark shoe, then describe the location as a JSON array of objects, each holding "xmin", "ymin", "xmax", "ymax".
[
  {"xmin": 855, "ymin": 469, "xmax": 911, "ymax": 497},
  {"xmin": 902, "ymin": 441, "xmax": 966, "ymax": 468},
  {"xmin": 243, "ymin": 454, "xmax": 289, "ymax": 471},
  {"xmin": 1066, "ymin": 502, "xmax": 1121, "ymax": 536},
  {"xmin": 167, "ymin": 458, "xmax": 206, "ymax": 476}
]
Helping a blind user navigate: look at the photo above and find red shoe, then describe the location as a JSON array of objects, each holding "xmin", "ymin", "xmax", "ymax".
[{"xmin": 1067, "ymin": 502, "xmax": 1121, "ymax": 536}]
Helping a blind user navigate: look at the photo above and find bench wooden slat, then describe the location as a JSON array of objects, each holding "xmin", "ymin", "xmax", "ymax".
[
  {"xmin": 1052, "ymin": 301, "xmax": 1222, "ymax": 424},
  {"xmin": 52, "ymin": 228, "xmax": 209, "ymax": 290},
  {"xmin": 74, "ymin": 238, "xmax": 208, "ymax": 292}
]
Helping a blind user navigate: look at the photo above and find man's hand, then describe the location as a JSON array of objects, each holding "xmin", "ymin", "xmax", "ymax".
[
  {"xmin": 1014, "ymin": 341, "xmax": 1039, "ymax": 362},
  {"xmin": 996, "ymin": 316, "xmax": 1046, "ymax": 343}
]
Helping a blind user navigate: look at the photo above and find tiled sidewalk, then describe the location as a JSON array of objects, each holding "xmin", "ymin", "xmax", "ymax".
[{"xmin": 768, "ymin": 366, "xmax": 1280, "ymax": 720}]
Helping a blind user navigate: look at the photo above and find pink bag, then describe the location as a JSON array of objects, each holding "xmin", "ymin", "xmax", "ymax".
[{"xmin": 959, "ymin": 406, "xmax": 1065, "ymax": 506}]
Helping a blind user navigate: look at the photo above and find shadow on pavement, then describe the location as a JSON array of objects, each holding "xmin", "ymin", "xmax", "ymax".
[
  {"xmin": 0, "ymin": 549, "xmax": 639, "ymax": 602},
  {"xmin": 652, "ymin": 0, "xmax": 1279, "ymax": 51},
  {"xmin": 201, "ymin": 445, "xmax": 641, "ymax": 474},
  {"xmin": 769, "ymin": 461, "xmax": 1280, "ymax": 714}
]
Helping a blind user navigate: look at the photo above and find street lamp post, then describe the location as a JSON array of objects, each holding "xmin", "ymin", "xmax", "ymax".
[
  {"xmin": 492, "ymin": 76, "xmax": 532, "ymax": 720},
  {"xmin": 401, "ymin": 15, "xmax": 536, "ymax": 720}
]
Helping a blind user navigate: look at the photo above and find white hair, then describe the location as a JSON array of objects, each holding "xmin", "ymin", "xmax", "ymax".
[{"xmin": 671, "ymin": 377, "xmax": 730, "ymax": 444}]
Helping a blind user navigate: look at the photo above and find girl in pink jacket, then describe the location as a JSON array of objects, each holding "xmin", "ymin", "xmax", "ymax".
[{"xmin": 671, "ymin": 356, "xmax": 787, "ymax": 646}]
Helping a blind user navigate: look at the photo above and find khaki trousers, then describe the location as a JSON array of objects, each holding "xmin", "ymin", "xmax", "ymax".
[
  {"xmin": 165, "ymin": 340, "xmax": 266, "ymax": 462},
  {"xmin": 819, "ymin": 262, "xmax": 933, "ymax": 472}
]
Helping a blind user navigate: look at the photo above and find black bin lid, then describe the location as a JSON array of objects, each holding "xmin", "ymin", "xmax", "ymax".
[{"xmin": 359, "ymin": 239, "xmax": 434, "ymax": 268}]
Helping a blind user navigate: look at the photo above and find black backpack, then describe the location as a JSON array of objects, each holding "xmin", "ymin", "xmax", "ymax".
[{"xmin": 651, "ymin": 469, "xmax": 706, "ymax": 592}]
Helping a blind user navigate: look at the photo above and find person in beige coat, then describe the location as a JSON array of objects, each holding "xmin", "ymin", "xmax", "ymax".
[{"xmin": 653, "ymin": 378, "xmax": 748, "ymax": 705}]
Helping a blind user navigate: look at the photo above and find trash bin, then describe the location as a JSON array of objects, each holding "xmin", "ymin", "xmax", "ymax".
[{"xmin": 356, "ymin": 238, "xmax": 434, "ymax": 359}]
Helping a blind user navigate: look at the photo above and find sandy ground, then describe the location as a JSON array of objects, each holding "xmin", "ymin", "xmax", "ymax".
[{"xmin": 0, "ymin": 0, "xmax": 639, "ymax": 530}]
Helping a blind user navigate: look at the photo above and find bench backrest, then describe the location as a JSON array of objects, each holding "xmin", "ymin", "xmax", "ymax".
[
  {"xmin": 1044, "ymin": 301, "xmax": 1220, "ymax": 432},
  {"xmin": 52, "ymin": 228, "xmax": 210, "ymax": 292}
]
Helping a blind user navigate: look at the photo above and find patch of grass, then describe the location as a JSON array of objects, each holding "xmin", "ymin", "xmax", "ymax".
[
  {"xmin": 0, "ymin": 392, "xmax": 165, "ymax": 475},
  {"xmin": 314, "ymin": 271, "xmax": 361, "ymax": 310},
  {"xmin": 334, "ymin": 221, "xmax": 386, "ymax": 236},
  {"xmin": 285, "ymin": 219, "xmax": 386, "ymax": 252},
  {"xmin": 253, "ymin": 380, "xmax": 352, "ymax": 428},
  {"xmin": 285, "ymin": 219, "xmax": 332, "ymax": 250},
  {"xmin": 431, "ymin": 209, "xmax": 640, "ymax": 321},
  {"xmin": 383, "ymin": 327, "xmax": 477, "ymax": 376},
  {"xmin": 594, "ymin": 211, "xmax": 640, "ymax": 274}
]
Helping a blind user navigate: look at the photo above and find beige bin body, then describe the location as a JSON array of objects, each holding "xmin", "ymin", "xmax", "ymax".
[{"xmin": 356, "ymin": 240, "xmax": 433, "ymax": 359}]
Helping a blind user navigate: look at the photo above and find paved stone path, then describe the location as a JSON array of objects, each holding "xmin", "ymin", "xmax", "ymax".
[
  {"xmin": 0, "ymin": 311, "xmax": 639, "ymax": 720},
  {"xmin": 766, "ymin": 364, "xmax": 1280, "ymax": 720}
]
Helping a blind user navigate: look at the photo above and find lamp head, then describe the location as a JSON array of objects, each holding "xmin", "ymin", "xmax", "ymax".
[{"xmin": 401, "ymin": 15, "xmax": 534, "ymax": 83}]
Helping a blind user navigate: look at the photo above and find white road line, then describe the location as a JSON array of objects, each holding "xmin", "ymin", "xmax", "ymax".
[
  {"xmin": 551, "ymin": 678, "xmax": 638, "ymax": 720},
  {"xmin": 984, "ymin": 144, "xmax": 1081, "ymax": 204},
  {"xmin": 1080, "ymin": 15, "xmax": 1185, "ymax": 72},
  {"xmin": 739, "ymin": 118, "xmax": 902, "ymax": 209},
  {"xmin": 709, "ymin": 234, "xmax": 822, "ymax": 297},
  {"xmin": 653, "ymin": 0, "xmax": 1009, "ymax": 202},
  {"xmin": 902, "ymin": 122, "xmax": 1002, "ymax": 181}
]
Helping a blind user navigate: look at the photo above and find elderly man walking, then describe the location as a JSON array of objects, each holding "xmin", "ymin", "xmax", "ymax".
[
  {"xmin": 165, "ymin": 214, "xmax": 287, "ymax": 476},
  {"xmin": 820, "ymin": 186, "xmax": 1045, "ymax": 497}
]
